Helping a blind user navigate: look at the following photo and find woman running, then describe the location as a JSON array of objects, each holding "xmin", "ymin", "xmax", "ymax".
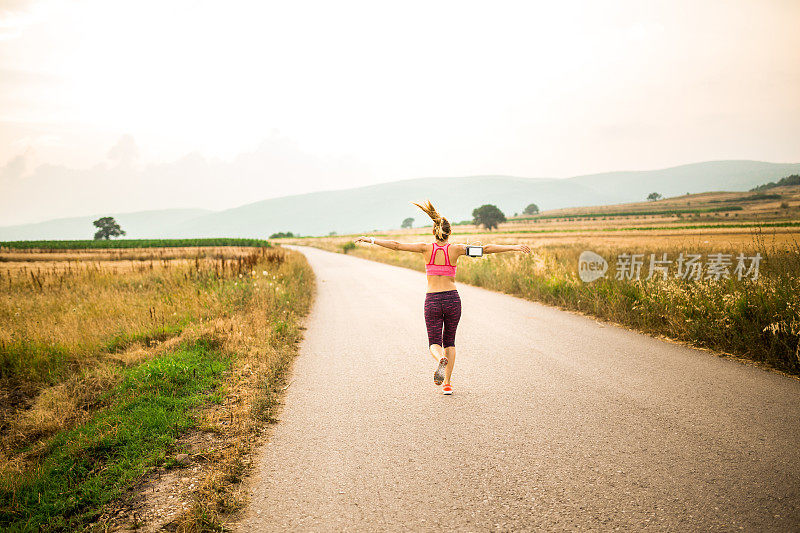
[{"xmin": 355, "ymin": 200, "xmax": 531, "ymax": 395}]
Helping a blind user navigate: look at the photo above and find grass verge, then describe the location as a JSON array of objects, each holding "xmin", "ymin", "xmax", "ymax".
[
  {"xmin": 0, "ymin": 246, "xmax": 315, "ymax": 531},
  {"xmin": 0, "ymin": 339, "xmax": 229, "ymax": 531}
]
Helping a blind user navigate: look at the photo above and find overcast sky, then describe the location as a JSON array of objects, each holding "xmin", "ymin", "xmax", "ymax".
[{"xmin": 1, "ymin": 0, "xmax": 799, "ymax": 225}]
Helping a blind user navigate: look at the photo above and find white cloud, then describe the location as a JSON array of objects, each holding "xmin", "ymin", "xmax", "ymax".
[
  {"xmin": 107, "ymin": 134, "xmax": 138, "ymax": 166},
  {"xmin": 0, "ymin": 154, "xmax": 27, "ymax": 181}
]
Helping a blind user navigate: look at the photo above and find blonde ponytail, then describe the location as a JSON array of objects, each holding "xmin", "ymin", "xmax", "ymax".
[{"xmin": 412, "ymin": 200, "xmax": 451, "ymax": 241}]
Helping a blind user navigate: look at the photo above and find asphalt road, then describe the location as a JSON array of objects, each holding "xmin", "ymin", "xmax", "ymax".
[{"xmin": 234, "ymin": 245, "xmax": 800, "ymax": 532}]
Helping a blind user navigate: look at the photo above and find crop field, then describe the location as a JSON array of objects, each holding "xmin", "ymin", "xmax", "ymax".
[
  {"xmin": 0, "ymin": 246, "xmax": 275, "ymax": 277},
  {"xmin": 0, "ymin": 238, "xmax": 271, "ymax": 250},
  {"xmin": 522, "ymin": 185, "xmax": 800, "ymax": 221},
  {"xmin": 282, "ymin": 188, "xmax": 800, "ymax": 375},
  {"xmin": 0, "ymin": 243, "xmax": 314, "ymax": 531}
]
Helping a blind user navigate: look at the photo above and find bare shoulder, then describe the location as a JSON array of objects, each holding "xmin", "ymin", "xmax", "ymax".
[{"xmin": 450, "ymin": 243, "xmax": 467, "ymax": 256}]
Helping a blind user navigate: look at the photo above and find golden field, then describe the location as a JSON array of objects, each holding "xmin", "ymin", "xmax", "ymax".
[{"xmin": 0, "ymin": 244, "xmax": 314, "ymax": 531}]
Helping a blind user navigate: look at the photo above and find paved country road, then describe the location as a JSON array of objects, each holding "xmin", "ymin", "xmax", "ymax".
[{"xmin": 233, "ymin": 245, "xmax": 800, "ymax": 532}]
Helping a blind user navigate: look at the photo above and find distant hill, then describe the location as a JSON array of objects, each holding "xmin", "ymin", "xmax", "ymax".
[
  {"xmin": 567, "ymin": 160, "xmax": 800, "ymax": 199},
  {"xmin": 0, "ymin": 209, "xmax": 212, "ymax": 241},
  {"xmin": 516, "ymin": 184, "xmax": 800, "ymax": 221},
  {"xmin": 1, "ymin": 160, "xmax": 799, "ymax": 240},
  {"xmin": 161, "ymin": 175, "xmax": 618, "ymax": 239}
]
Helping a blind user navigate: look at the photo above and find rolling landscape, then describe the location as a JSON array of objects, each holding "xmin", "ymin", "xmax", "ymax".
[
  {"xmin": 2, "ymin": 164, "xmax": 799, "ymax": 530},
  {"xmin": 3, "ymin": 1, "xmax": 799, "ymax": 530},
  {"xmin": 2, "ymin": 160, "xmax": 799, "ymax": 241}
]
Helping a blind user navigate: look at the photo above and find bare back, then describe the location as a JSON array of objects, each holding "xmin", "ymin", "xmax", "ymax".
[{"xmin": 423, "ymin": 241, "xmax": 465, "ymax": 293}]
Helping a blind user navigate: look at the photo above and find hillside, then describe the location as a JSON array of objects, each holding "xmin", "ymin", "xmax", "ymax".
[
  {"xmin": 0, "ymin": 208, "xmax": 212, "ymax": 241},
  {"xmin": 565, "ymin": 160, "xmax": 800, "ymax": 199},
  {"xmin": 516, "ymin": 185, "xmax": 800, "ymax": 221},
  {"xmin": 163, "ymin": 175, "xmax": 615, "ymax": 239},
  {"xmin": 1, "ymin": 160, "xmax": 798, "ymax": 240},
  {"xmin": 330, "ymin": 184, "xmax": 800, "ymax": 243}
]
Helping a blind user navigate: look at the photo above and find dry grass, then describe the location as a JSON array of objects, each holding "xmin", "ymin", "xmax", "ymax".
[
  {"xmin": 169, "ymin": 250, "xmax": 314, "ymax": 532},
  {"xmin": 0, "ymin": 246, "xmax": 269, "ymax": 460},
  {"xmin": 0, "ymin": 245, "xmax": 263, "ymax": 265},
  {"xmin": 110, "ymin": 249, "xmax": 315, "ymax": 532},
  {"xmin": 0, "ymin": 245, "xmax": 314, "ymax": 531},
  {"xmin": 0, "ymin": 248, "xmax": 268, "ymax": 399}
]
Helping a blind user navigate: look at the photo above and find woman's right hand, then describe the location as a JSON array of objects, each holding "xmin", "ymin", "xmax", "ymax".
[
  {"xmin": 355, "ymin": 236, "xmax": 367, "ymax": 243},
  {"xmin": 517, "ymin": 244, "xmax": 532, "ymax": 254}
]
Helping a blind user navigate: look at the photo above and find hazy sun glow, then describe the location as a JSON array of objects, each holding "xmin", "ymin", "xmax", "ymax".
[{"xmin": 1, "ymin": 0, "xmax": 799, "ymax": 224}]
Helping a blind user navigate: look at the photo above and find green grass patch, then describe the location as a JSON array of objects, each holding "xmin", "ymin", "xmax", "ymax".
[
  {"xmin": 0, "ymin": 324, "xmax": 188, "ymax": 390},
  {"xmin": 0, "ymin": 238, "xmax": 271, "ymax": 250},
  {"xmin": 0, "ymin": 338, "xmax": 230, "ymax": 532},
  {"xmin": 104, "ymin": 323, "xmax": 185, "ymax": 353},
  {"xmin": 0, "ymin": 340, "xmax": 72, "ymax": 388}
]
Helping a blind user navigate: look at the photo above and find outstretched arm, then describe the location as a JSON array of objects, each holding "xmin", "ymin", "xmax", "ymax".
[
  {"xmin": 354, "ymin": 236, "xmax": 426, "ymax": 253},
  {"xmin": 483, "ymin": 243, "xmax": 532, "ymax": 254}
]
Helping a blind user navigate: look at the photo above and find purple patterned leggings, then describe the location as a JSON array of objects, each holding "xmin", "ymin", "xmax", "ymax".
[{"xmin": 424, "ymin": 289, "xmax": 462, "ymax": 348}]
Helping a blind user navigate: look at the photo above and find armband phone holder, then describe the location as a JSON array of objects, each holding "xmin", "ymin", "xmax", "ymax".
[{"xmin": 466, "ymin": 243, "xmax": 483, "ymax": 257}]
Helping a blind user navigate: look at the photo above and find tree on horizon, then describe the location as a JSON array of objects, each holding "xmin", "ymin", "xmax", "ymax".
[
  {"xmin": 93, "ymin": 217, "xmax": 126, "ymax": 240},
  {"xmin": 523, "ymin": 203, "xmax": 539, "ymax": 215},
  {"xmin": 472, "ymin": 204, "xmax": 506, "ymax": 230}
]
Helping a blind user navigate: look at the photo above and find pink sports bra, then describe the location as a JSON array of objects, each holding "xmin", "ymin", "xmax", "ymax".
[{"xmin": 425, "ymin": 242, "xmax": 457, "ymax": 277}]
